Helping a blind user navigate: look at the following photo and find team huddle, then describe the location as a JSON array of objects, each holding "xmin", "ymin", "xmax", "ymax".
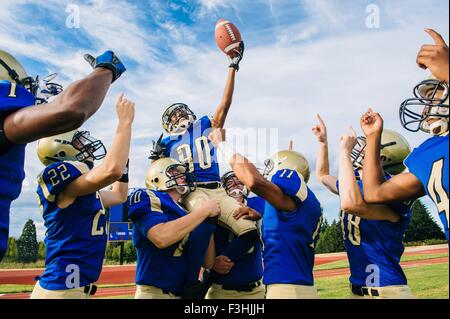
[{"xmin": 0, "ymin": 26, "xmax": 448, "ymax": 299}]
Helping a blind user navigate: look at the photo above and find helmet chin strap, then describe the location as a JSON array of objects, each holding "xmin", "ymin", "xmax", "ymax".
[
  {"xmin": 176, "ymin": 186, "xmax": 189, "ymax": 196},
  {"xmin": 228, "ymin": 188, "xmax": 244, "ymax": 198},
  {"xmin": 171, "ymin": 118, "xmax": 193, "ymax": 135},
  {"xmin": 429, "ymin": 119, "xmax": 448, "ymax": 136}
]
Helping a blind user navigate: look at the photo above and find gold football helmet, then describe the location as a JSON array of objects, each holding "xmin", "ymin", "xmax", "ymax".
[
  {"xmin": 0, "ymin": 50, "xmax": 28, "ymax": 83},
  {"xmin": 351, "ymin": 129, "xmax": 411, "ymax": 175},
  {"xmin": 161, "ymin": 103, "xmax": 197, "ymax": 135},
  {"xmin": 37, "ymin": 129, "xmax": 106, "ymax": 166},
  {"xmin": 221, "ymin": 171, "xmax": 248, "ymax": 199},
  {"xmin": 263, "ymin": 150, "xmax": 310, "ymax": 183},
  {"xmin": 145, "ymin": 157, "xmax": 196, "ymax": 195}
]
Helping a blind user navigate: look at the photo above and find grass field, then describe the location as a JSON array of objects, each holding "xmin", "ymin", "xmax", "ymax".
[
  {"xmin": 1, "ymin": 249, "xmax": 447, "ymax": 299},
  {"xmin": 314, "ymin": 253, "xmax": 448, "ymax": 271},
  {"xmin": 316, "ymin": 263, "xmax": 449, "ymax": 299}
]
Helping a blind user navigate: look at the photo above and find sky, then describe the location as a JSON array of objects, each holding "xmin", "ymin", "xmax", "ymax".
[{"xmin": 1, "ymin": 0, "xmax": 448, "ymax": 240}]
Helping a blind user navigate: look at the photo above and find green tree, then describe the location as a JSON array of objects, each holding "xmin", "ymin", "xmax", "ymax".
[
  {"xmin": 315, "ymin": 219, "xmax": 345, "ymax": 253},
  {"xmin": 5, "ymin": 237, "xmax": 18, "ymax": 260},
  {"xmin": 16, "ymin": 220, "xmax": 39, "ymax": 263},
  {"xmin": 38, "ymin": 241, "xmax": 46, "ymax": 260},
  {"xmin": 404, "ymin": 200, "xmax": 446, "ymax": 242},
  {"xmin": 123, "ymin": 241, "xmax": 137, "ymax": 263}
]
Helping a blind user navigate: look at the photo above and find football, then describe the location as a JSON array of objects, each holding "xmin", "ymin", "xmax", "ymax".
[{"xmin": 214, "ymin": 18, "xmax": 242, "ymax": 58}]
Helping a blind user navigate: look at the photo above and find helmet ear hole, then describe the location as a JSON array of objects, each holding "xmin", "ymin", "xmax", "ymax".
[
  {"xmin": 59, "ymin": 151, "xmax": 66, "ymax": 157},
  {"xmin": 154, "ymin": 178, "xmax": 159, "ymax": 183},
  {"xmin": 380, "ymin": 155, "xmax": 387, "ymax": 162}
]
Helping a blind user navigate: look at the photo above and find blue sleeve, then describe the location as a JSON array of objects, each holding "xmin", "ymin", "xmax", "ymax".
[
  {"xmin": 200, "ymin": 115, "xmax": 214, "ymax": 130},
  {"xmin": 127, "ymin": 189, "xmax": 168, "ymax": 236},
  {"xmin": 0, "ymin": 81, "xmax": 36, "ymax": 113},
  {"xmin": 403, "ymin": 150, "xmax": 417, "ymax": 175},
  {"xmin": 271, "ymin": 169, "xmax": 308, "ymax": 204},
  {"xmin": 247, "ymin": 196, "xmax": 265, "ymax": 216},
  {"xmin": 37, "ymin": 161, "xmax": 88, "ymax": 202},
  {"xmin": 161, "ymin": 136, "xmax": 171, "ymax": 157}
]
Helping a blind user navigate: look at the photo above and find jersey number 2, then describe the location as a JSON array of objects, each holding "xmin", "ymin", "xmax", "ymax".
[{"xmin": 427, "ymin": 159, "xmax": 449, "ymax": 230}]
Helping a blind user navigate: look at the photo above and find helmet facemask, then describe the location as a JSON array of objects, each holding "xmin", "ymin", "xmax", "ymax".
[
  {"xmin": 0, "ymin": 57, "xmax": 62, "ymax": 104},
  {"xmin": 351, "ymin": 136, "xmax": 367, "ymax": 171},
  {"xmin": 350, "ymin": 136, "xmax": 401, "ymax": 174},
  {"xmin": 162, "ymin": 103, "xmax": 197, "ymax": 135},
  {"xmin": 400, "ymin": 79, "xmax": 449, "ymax": 136},
  {"xmin": 262, "ymin": 158, "xmax": 276, "ymax": 179},
  {"xmin": 221, "ymin": 171, "xmax": 248, "ymax": 199},
  {"xmin": 165, "ymin": 163, "xmax": 196, "ymax": 196},
  {"xmin": 72, "ymin": 131, "xmax": 107, "ymax": 165}
]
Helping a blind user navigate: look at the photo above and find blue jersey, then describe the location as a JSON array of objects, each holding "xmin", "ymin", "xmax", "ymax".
[
  {"xmin": 262, "ymin": 169, "xmax": 323, "ymax": 286},
  {"xmin": 404, "ymin": 134, "xmax": 449, "ymax": 241},
  {"xmin": 212, "ymin": 196, "xmax": 264, "ymax": 287},
  {"xmin": 162, "ymin": 116, "xmax": 220, "ymax": 182},
  {"xmin": 337, "ymin": 176, "xmax": 412, "ymax": 287},
  {"xmin": 36, "ymin": 161, "xmax": 107, "ymax": 290},
  {"xmin": 0, "ymin": 81, "xmax": 36, "ymax": 259},
  {"xmin": 128, "ymin": 188, "xmax": 190, "ymax": 293},
  {"xmin": 247, "ymin": 196, "xmax": 265, "ymax": 216}
]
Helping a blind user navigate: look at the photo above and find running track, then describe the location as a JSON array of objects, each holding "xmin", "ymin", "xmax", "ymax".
[{"xmin": 0, "ymin": 244, "xmax": 447, "ymax": 299}]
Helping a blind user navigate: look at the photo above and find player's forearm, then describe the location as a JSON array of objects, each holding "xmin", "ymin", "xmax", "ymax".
[
  {"xmin": 101, "ymin": 182, "xmax": 128, "ymax": 208},
  {"xmin": 4, "ymin": 69, "xmax": 113, "ymax": 144},
  {"xmin": 338, "ymin": 149, "xmax": 364, "ymax": 211},
  {"xmin": 316, "ymin": 142, "xmax": 331, "ymax": 181},
  {"xmin": 150, "ymin": 210, "xmax": 210, "ymax": 248},
  {"xmin": 101, "ymin": 122, "xmax": 132, "ymax": 180},
  {"xmin": 213, "ymin": 68, "xmax": 236, "ymax": 128},
  {"xmin": 53, "ymin": 68, "xmax": 113, "ymax": 121},
  {"xmin": 362, "ymin": 134, "xmax": 385, "ymax": 200}
]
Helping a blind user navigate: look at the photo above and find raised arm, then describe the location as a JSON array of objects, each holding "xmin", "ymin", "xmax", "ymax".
[
  {"xmin": 360, "ymin": 109, "xmax": 425, "ymax": 203},
  {"xmin": 209, "ymin": 128, "xmax": 297, "ymax": 212},
  {"xmin": 312, "ymin": 114, "xmax": 338, "ymax": 194},
  {"xmin": 57, "ymin": 94, "xmax": 134, "ymax": 208},
  {"xmin": 99, "ymin": 160, "xmax": 130, "ymax": 209},
  {"xmin": 4, "ymin": 51, "xmax": 126, "ymax": 144},
  {"xmin": 338, "ymin": 128, "xmax": 400, "ymax": 222},
  {"xmin": 212, "ymin": 68, "xmax": 236, "ymax": 128}
]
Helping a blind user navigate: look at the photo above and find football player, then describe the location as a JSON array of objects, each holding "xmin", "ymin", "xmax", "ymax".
[
  {"xmin": 128, "ymin": 158, "xmax": 218, "ymax": 299},
  {"xmin": 30, "ymin": 94, "xmax": 134, "ymax": 299},
  {"xmin": 0, "ymin": 49, "xmax": 126, "ymax": 260},
  {"xmin": 209, "ymin": 128, "xmax": 323, "ymax": 299},
  {"xmin": 149, "ymin": 44, "xmax": 260, "ymax": 292},
  {"xmin": 361, "ymin": 31, "xmax": 448, "ymax": 241},
  {"xmin": 312, "ymin": 114, "xmax": 414, "ymax": 299},
  {"xmin": 205, "ymin": 171, "xmax": 265, "ymax": 299}
]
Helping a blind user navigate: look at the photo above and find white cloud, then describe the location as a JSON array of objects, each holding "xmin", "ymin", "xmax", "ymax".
[{"xmin": 5, "ymin": 0, "xmax": 449, "ymax": 240}]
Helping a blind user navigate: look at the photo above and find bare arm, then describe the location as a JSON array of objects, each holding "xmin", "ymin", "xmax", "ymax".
[
  {"xmin": 202, "ymin": 237, "xmax": 216, "ymax": 269},
  {"xmin": 209, "ymin": 128, "xmax": 297, "ymax": 212},
  {"xmin": 147, "ymin": 200, "xmax": 219, "ymax": 249},
  {"xmin": 99, "ymin": 181, "xmax": 129, "ymax": 209},
  {"xmin": 212, "ymin": 68, "xmax": 236, "ymax": 128},
  {"xmin": 360, "ymin": 109, "xmax": 425, "ymax": 203},
  {"xmin": 339, "ymin": 129, "xmax": 400, "ymax": 222},
  {"xmin": 4, "ymin": 68, "xmax": 113, "ymax": 144},
  {"xmin": 57, "ymin": 94, "xmax": 134, "ymax": 208},
  {"xmin": 312, "ymin": 114, "xmax": 338, "ymax": 194}
]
